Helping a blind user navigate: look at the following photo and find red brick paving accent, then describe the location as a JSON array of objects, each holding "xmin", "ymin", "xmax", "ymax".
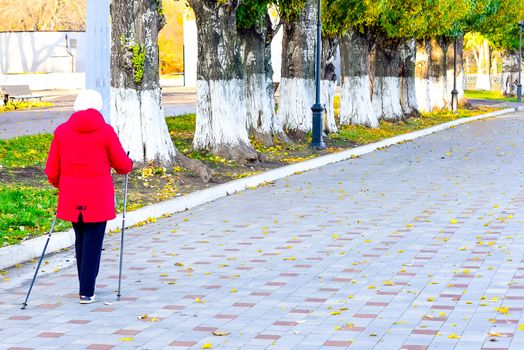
[
  {"xmin": 233, "ymin": 302, "xmax": 255, "ymax": 308},
  {"xmin": 8, "ymin": 316, "xmax": 31, "ymax": 320},
  {"xmin": 366, "ymin": 302, "xmax": 388, "ymax": 307},
  {"xmin": 67, "ymin": 320, "xmax": 90, "ymax": 324},
  {"xmin": 204, "ymin": 285, "xmax": 221, "ymax": 289},
  {"xmin": 319, "ymin": 288, "xmax": 339, "ymax": 292},
  {"xmin": 377, "ymin": 291, "xmax": 399, "ymax": 296},
  {"xmin": 493, "ymin": 319, "xmax": 518, "ymax": 324},
  {"xmin": 251, "ymin": 292, "xmax": 271, "ymax": 296},
  {"xmin": 63, "ymin": 293, "xmax": 79, "ymax": 299},
  {"xmin": 411, "ymin": 329, "xmax": 438, "ymax": 335},
  {"xmin": 332, "ymin": 278, "xmax": 352, "ymax": 283},
  {"xmin": 183, "ymin": 294, "xmax": 205, "ymax": 299},
  {"xmin": 38, "ymin": 304, "xmax": 59, "ymax": 309},
  {"xmin": 86, "ymin": 345, "xmax": 114, "ymax": 350},
  {"xmin": 255, "ymin": 335, "xmax": 281, "ymax": 340},
  {"xmin": 341, "ymin": 326, "xmax": 365, "ymax": 331},
  {"xmin": 280, "ymin": 272, "xmax": 299, "ymax": 277},
  {"xmin": 291, "ymin": 309, "xmax": 311, "ymax": 314},
  {"xmin": 294, "ymin": 264, "xmax": 312, "ymax": 268},
  {"xmin": 129, "ymin": 267, "xmax": 146, "ymax": 270},
  {"xmin": 37, "ymin": 332, "xmax": 64, "ymax": 338},
  {"xmin": 343, "ymin": 269, "xmax": 362, "ymax": 273},
  {"xmin": 169, "ymin": 341, "xmax": 197, "ymax": 347},
  {"xmin": 306, "ymin": 298, "xmax": 327, "ymax": 303},
  {"xmin": 139, "ymin": 287, "xmax": 159, "ymax": 291},
  {"xmin": 505, "ymin": 296, "xmax": 524, "ymax": 300},
  {"xmin": 447, "ymin": 283, "xmax": 469, "ymax": 288},
  {"xmin": 431, "ymin": 305, "xmax": 454, "ymax": 310},
  {"xmin": 114, "ymin": 330, "xmax": 140, "ymax": 336},
  {"xmin": 214, "ymin": 314, "xmax": 237, "ymax": 319},
  {"xmin": 120, "ymin": 297, "xmax": 138, "ymax": 301},
  {"xmin": 273, "ymin": 321, "xmax": 298, "ymax": 326},
  {"xmin": 266, "ymin": 282, "xmax": 286, "ymax": 286},
  {"xmin": 324, "ymin": 340, "xmax": 352, "ymax": 347},
  {"xmin": 354, "ymin": 314, "xmax": 377, "ymax": 319},
  {"xmin": 423, "ymin": 316, "xmax": 447, "ymax": 321},
  {"xmin": 164, "ymin": 305, "xmax": 185, "ymax": 310},
  {"xmin": 194, "ymin": 326, "xmax": 218, "ymax": 332},
  {"xmin": 92, "ymin": 308, "xmax": 115, "ymax": 313},
  {"xmin": 400, "ymin": 345, "xmax": 428, "ymax": 350}
]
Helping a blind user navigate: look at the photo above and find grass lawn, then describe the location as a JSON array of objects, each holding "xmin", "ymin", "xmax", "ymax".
[
  {"xmin": 464, "ymin": 90, "xmax": 518, "ymax": 102},
  {"xmin": 0, "ymin": 105, "xmax": 499, "ymax": 247}
]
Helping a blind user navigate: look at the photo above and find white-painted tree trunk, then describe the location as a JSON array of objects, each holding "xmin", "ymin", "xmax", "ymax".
[
  {"xmin": 193, "ymin": 79, "xmax": 255, "ymax": 159},
  {"xmin": 111, "ymin": 87, "xmax": 176, "ymax": 164},
  {"xmin": 245, "ymin": 73, "xmax": 274, "ymax": 135},
  {"xmin": 339, "ymin": 31, "xmax": 378, "ymax": 127},
  {"xmin": 415, "ymin": 40, "xmax": 431, "ymax": 112},
  {"xmin": 279, "ymin": 0, "xmax": 316, "ymax": 134},
  {"xmin": 340, "ymin": 75, "xmax": 378, "ymax": 127},
  {"xmin": 321, "ymin": 79, "xmax": 337, "ymax": 133},
  {"xmin": 373, "ymin": 77, "xmax": 403, "ymax": 121},
  {"xmin": 399, "ymin": 39, "xmax": 419, "ymax": 116},
  {"xmin": 278, "ymin": 77, "xmax": 315, "ymax": 132},
  {"xmin": 501, "ymin": 52, "xmax": 519, "ymax": 95},
  {"xmin": 110, "ymin": 0, "xmax": 177, "ymax": 167},
  {"xmin": 475, "ymin": 38, "xmax": 491, "ymax": 90}
]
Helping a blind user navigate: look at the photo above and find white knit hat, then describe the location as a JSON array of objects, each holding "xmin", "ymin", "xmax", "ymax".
[{"xmin": 74, "ymin": 89, "xmax": 103, "ymax": 112}]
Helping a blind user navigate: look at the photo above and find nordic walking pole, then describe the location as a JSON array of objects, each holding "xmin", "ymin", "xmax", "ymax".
[
  {"xmin": 117, "ymin": 156, "xmax": 130, "ymax": 301},
  {"xmin": 21, "ymin": 215, "xmax": 57, "ymax": 310}
]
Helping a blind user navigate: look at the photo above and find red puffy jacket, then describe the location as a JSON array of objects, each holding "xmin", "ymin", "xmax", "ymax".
[{"xmin": 45, "ymin": 109, "xmax": 133, "ymax": 223}]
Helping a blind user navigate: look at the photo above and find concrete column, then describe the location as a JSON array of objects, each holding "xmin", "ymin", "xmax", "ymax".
[{"xmin": 86, "ymin": 0, "xmax": 111, "ymax": 121}]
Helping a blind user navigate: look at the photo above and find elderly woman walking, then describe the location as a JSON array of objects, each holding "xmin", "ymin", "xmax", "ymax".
[{"xmin": 45, "ymin": 89, "xmax": 132, "ymax": 304}]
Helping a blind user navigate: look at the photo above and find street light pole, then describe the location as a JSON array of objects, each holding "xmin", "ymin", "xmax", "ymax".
[
  {"xmin": 518, "ymin": 20, "xmax": 523, "ymax": 102},
  {"xmin": 451, "ymin": 38, "xmax": 459, "ymax": 113},
  {"xmin": 310, "ymin": 0, "xmax": 326, "ymax": 149}
]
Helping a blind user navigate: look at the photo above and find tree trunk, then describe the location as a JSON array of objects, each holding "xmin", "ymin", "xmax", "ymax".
[
  {"xmin": 415, "ymin": 38, "xmax": 451, "ymax": 112},
  {"xmin": 399, "ymin": 39, "xmax": 419, "ymax": 117},
  {"xmin": 371, "ymin": 38, "xmax": 403, "ymax": 121},
  {"xmin": 339, "ymin": 31, "xmax": 378, "ymax": 127},
  {"xmin": 239, "ymin": 15, "xmax": 287, "ymax": 147},
  {"xmin": 321, "ymin": 36, "xmax": 338, "ymax": 133},
  {"xmin": 110, "ymin": 0, "xmax": 176, "ymax": 166},
  {"xmin": 501, "ymin": 50, "xmax": 519, "ymax": 96},
  {"xmin": 415, "ymin": 39, "xmax": 431, "ymax": 112},
  {"xmin": 188, "ymin": 0, "xmax": 258, "ymax": 162},
  {"xmin": 475, "ymin": 38, "xmax": 491, "ymax": 90},
  {"xmin": 278, "ymin": 0, "xmax": 316, "ymax": 134}
]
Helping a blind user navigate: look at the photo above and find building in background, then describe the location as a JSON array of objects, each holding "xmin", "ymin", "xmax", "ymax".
[{"xmin": 0, "ymin": 31, "xmax": 86, "ymax": 90}]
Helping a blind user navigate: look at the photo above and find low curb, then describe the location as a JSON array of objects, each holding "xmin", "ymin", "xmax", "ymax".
[{"xmin": 0, "ymin": 107, "xmax": 520, "ymax": 270}]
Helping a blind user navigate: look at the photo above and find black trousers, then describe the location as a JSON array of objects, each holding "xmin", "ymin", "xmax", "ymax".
[{"xmin": 72, "ymin": 214, "xmax": 106, "ymax": 297}]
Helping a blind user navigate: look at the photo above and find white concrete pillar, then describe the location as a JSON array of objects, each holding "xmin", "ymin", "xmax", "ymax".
[{"xmin": 86, "ymin": 0, "xmax": 111, "ymax": 121}]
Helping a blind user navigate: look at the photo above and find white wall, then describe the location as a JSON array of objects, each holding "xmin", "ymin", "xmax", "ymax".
[{"xmin": 0, "ymin": 31, "xmax": 85, "ymax": 74}]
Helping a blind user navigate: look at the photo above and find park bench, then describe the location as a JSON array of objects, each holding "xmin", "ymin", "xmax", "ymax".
[{"xmin": 0, "ymin": 85, "xmax": 44, "ymax": 105}]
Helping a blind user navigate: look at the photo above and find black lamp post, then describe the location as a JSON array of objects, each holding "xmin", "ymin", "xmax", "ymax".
[
  {"xmin": 451, "ymin": 38, "xmax": 459, "ymax": 113},
  {"xmin": 518, "ymin": 20, "xmax": 523, "ymax": 102},
  {"xmin": 310, "ymin": 0, "xmax": 326, "ymax": 149}
]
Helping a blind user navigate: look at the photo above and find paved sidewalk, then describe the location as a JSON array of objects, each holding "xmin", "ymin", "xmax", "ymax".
[{"xmin": 2, "ymin": 111, "xmax": 524, "ymax": 350}]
